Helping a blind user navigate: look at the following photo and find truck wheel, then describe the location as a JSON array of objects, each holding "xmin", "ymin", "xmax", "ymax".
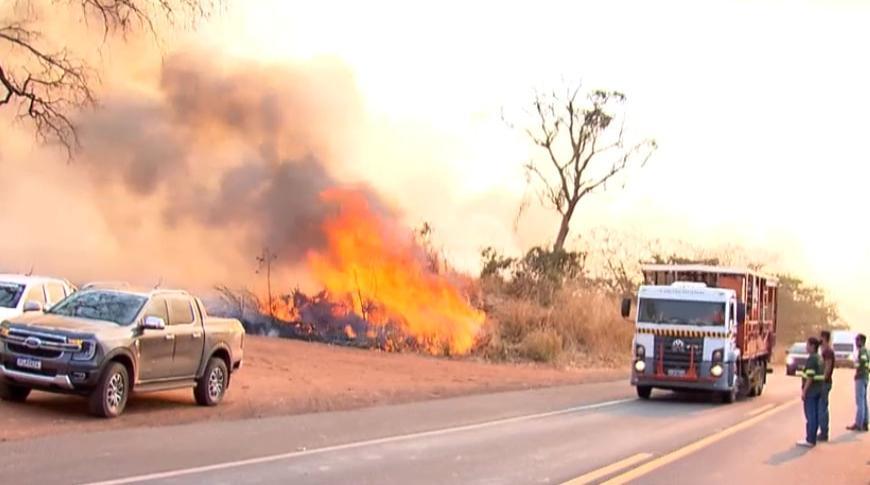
[
  {"xmin": 0, "ymin": 381, "xmax": 31, "ymax": 402},
  {"xmin": 755, "ymin": 362, "xmax": 766, "ymax": 396},
  {"xmin": 636, "ymin": 386, "xmax": 652, "ymax": 400},
  {"xmin": 720, "ymin": 386, "xmax": 738, "ymax": 404},
  {"xmin": 747, "ymin": 372, "xmax": 759, "ymax": 397},
  {"xmin": 195, "ymin": 357, "xmax": 228, "ymax": 406},
  {"xmin": 88, "ymin": 362, "xmax": 129, "ymax": 418}
]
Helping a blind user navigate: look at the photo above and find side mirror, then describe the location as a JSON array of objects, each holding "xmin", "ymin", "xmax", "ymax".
[
  {"xmin": 22, "ymin": 301, "xmax": 44, "ymax": 313},
  {"xmin": 736, "ymin": 303, "xmax": 746, "ymax": 325},
  {"xmin": 141, "ymin": 316, "xmax": 166, "ymax": 330},
  {"xmin": 620, "ymin": 298, "xmax": 632, "ymax": 319}
]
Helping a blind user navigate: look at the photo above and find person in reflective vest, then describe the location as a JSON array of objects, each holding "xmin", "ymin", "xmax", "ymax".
[
  {"xmin": 817, "ymin": 330, "xmax": 835, "ymax": 441},
  {"xmin": 847, "ymin": 333, "xmax": 869, "ymax": 432},
  {"xmin": 797, "ymin": 337, "xmax": 825, "ymax": 448}
]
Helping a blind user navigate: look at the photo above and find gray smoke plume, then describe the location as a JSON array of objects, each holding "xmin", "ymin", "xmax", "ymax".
[{"xmin": 75, "ymin": 53, "xmax": 391, "ymax": 266}]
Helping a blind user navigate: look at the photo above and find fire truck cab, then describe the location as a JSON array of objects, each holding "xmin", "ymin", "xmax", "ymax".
[{"xmin": 622, "ymin": 264, "xmax": 777, "ymax": 403}]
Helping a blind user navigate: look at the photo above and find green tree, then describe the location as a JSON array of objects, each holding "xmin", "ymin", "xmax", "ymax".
[{"xmin": 776, "ymin": 274, "xmax": 846, "ymax": 348}]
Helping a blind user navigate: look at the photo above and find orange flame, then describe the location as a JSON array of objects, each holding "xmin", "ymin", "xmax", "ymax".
[{"xmin": 307, "ymin": 188, "xmax": 484, "ymax": 355}]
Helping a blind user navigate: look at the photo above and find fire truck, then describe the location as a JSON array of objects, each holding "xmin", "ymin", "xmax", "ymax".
[{"xmin": 621, "ymin": 264, "xmax": 778, "ymax": 403}]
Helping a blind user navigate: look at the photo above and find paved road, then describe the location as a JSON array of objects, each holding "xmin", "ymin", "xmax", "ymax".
[{"xmin": 1, "ymin": 371, "xmax": 866, "ymax": 484}]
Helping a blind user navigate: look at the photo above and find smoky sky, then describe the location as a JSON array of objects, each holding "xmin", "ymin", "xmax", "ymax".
[{"xmin": 75, "ymin": 53, "xmax": 391, "ymax": 265}]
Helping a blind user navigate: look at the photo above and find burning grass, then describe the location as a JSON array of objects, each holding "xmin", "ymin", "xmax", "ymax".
[
  {"xmin": 306, "ymin": 189, "xmax": 485, "ymax": 355},
  {"xmin": 216, "ymin": 278, "xmax": 630, "ymax": 368},
  {"xmin": 212, "ymin": 191, "xmax": 629, "ymax": 366}
]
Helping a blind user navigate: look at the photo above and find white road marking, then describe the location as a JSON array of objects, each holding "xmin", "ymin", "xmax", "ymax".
[{"xmin": 82, "ymin": 398, "xmax": 634, "ymax": 485}]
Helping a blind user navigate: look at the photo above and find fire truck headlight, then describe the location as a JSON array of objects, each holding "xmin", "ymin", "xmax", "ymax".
[
  {"xmin": 711, "ymin": 364, "xmax": 724, "ymax": 377},
  {"xmin": 635, "ymin": 360, "xmax": 646, "ymax": 373},
  {"xmin": 786, "ymin": 355, "xmax": 794, "ymax": 366}
]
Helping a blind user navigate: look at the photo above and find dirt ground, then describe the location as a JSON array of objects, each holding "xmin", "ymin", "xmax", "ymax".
[{"xmin": 0, "ymin": 336, "xmax": 625, "ymax": 442}]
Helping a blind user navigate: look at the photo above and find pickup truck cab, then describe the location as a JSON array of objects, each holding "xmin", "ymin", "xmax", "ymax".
[{"xmin": 0, "ymin": 287, "xmax": 244, "ymax": 417}]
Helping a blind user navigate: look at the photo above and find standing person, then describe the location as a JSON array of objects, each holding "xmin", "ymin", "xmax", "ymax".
[
  {"xmin": 797, "ymin": 337, "xmax": 824, "ymax": 448},
  {"xmin": 847, "ymin": 333, "xmax": 868, "ymax": 432},
  {"xmin": 817, "ymin": 330, "xmax": 835, "ymax": 441}
]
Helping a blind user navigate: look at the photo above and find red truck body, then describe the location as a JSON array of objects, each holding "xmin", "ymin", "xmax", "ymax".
[{"xmin": 642, "ymin": 264, "xmax": 778, "ymax": 361}]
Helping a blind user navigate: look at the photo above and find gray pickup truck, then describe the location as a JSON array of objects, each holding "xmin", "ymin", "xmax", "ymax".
[{"xmin": 0, "ymin": 287, "xmax": 244, "ymax": 417}]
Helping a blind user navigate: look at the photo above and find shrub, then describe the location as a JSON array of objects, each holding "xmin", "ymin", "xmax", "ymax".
[
  {"xmin": 519, "ymin": 329, "xmax": 563, "ymax": 363},
  {"xmin": 476, "ymin": 282, "xmax": 632, "ymax": 367}
]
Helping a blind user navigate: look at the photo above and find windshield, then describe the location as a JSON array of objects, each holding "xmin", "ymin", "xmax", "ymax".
[
  {"xmin": 789, "ymin": 343, "xmax": 807, "ymax": 353},
  {"xmin": 638, "ymin": 298, "xmax": 726, "ymax": 326},
  {"xmin": 0, "ymin": 282, "xmax": 25, "ymax": 309},
  {"xmin": 47, "ymin": 290, "xmax": 147, "ymax": 325}
]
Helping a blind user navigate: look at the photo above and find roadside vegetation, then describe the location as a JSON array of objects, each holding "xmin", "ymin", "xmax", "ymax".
[{"xmin": 211, "ymin": 85, "xmax": 847, "ymax": 368}]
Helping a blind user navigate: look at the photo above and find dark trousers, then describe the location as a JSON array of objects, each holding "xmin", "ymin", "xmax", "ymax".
[
  {"xmin": 819, "ymin": 382, "xmax": 832, "ymax": 438},
  {"xmin": 804, "ymin": 390, "xmax": 822, "ymax": 444}
]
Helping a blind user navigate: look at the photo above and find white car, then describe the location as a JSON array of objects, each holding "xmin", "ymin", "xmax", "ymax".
[
  {"xmin": 832, "ymin": 330, "xmax": 859, "ymax": 368},
  {"xmin": 0, "ymin": 275, "xmax": 76, "ymax": 320}
]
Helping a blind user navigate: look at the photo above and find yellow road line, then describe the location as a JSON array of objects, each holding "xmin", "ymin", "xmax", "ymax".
[
  {"xmin": 747, "ymin": 403, "xmax": 775, "ymax": 417},
  {"xmin": 561, "ymin": 453, "xmax": 653, "ymax": 485},
  {"xmin": 601, "ymin": 400, "xmax": 798, "ymax": 485}
]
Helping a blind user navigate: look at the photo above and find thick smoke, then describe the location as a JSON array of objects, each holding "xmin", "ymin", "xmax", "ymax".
[{"xmin": 75, "ymin": 53, "xmax": 391, "ymax": 273}]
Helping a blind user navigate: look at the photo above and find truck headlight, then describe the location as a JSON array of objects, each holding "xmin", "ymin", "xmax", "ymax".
[
  {"xmin": 72, "ymin": 340, "xmax": 97, "ymax": 361},
  {"xmin": 711, "ymin": 348, "xmax": 724, "ymax": 362},
  {"xmin": 711, "ymin": 364, "xmax": 724, "ymax": 377},
  {"xmin": 0, "ymin": 322, "xmax": 9, "ymax": 338},
  {"xmin": 635, "ymin": 360, "xmax": 646, "ymax": 373},
  {"xmin": 786, "ymin": 355, "xmax": 794, "ymax": 366},
  {"xmin": 635, "ymin": 344, "xmax": 646, "ymax": 360}
]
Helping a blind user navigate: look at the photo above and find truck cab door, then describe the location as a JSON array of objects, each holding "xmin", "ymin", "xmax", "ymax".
[
  {"xmin": 165, "ymin": 295, "xmax": 205, "ymax": 378},
  {"xmin": 137, "ymin": 297, "xmax": 175, "ymax": 382}
]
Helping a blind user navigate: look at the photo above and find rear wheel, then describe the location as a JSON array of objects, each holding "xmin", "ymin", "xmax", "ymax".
[
  {"xmin": 88, "ymin": 362, "xmax": 129, "ymax": 418},
  {"xmin": 195, "ymin": 357, "xmax": 228, "ymax": 406},
  {"xmin": 636, "ymin": 386, "xmax": 652, "ymax": 400},
  {"xmin": 0, "ymin": 381, "xmax": 31, "ymax": 402}
]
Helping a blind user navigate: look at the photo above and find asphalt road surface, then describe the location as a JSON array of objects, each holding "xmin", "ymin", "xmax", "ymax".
[{"xmin": 1, "ymin": 371, "xmax": 866, "ymax": 484}]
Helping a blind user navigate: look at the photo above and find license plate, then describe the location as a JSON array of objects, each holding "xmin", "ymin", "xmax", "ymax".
[
  {"xmin": 16, "ymin": 357, "xmax": 42, "ymax": 371},
  {"xmin": 667, "ymin": 368, "xmax": 686, "ymax": 377}
]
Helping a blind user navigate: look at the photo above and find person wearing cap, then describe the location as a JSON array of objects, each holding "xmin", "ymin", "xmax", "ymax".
[
  {"xmin": 847, "ymin": 333, "xmax": 868, "ymax": 432},
  {"xmin": 797, "ymin": 336, "xmax": 824, "ymax": 447}
]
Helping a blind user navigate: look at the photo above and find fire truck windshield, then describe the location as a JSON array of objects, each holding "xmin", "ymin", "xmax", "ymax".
[{"xmin": 638, "ymin": 298, "xmax": 727, "ymax": 327}]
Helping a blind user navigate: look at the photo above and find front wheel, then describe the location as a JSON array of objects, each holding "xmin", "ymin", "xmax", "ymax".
[
  {"xmin": 0, "ymin": 381, "xmax": 31, "ymax": 402},
  {"xmin": 755, "ymin": 362, "xmax": 766, "ymax": 396},
  {"xmin": 88, "ymin": 362, "xmax": 129, "ymax": 418},
  {"xmin": 195, "ymin": 357, "xmax": 228, "ymax": 406},
  {"xmin": 720, "ymin": 386, "xmax": 738, "ymax": 404},
  {"xmin": 636, "ymin": 386, "xmax": 652, "ymax": 400}
]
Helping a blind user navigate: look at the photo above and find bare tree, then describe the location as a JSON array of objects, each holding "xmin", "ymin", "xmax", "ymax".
[
  {"xmin": 0, "ymin": 0, "xmax": 219, "ymax": 156},
  {"xmin": 256, "ymin": 247, "xmax": 277, "ymax": 324},
  {"xmin": 518, "ymin": 86, "xmax": 657, "ymax": 251}
]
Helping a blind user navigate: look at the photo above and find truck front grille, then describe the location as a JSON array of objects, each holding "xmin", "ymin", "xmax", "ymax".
[
  {"xmin": 655, "ymin": 335, "xmax": 704, "ymax": 370},
  {"xmin": 7, "ymin": 343, "xmax": 63, "ymax": 359}
]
